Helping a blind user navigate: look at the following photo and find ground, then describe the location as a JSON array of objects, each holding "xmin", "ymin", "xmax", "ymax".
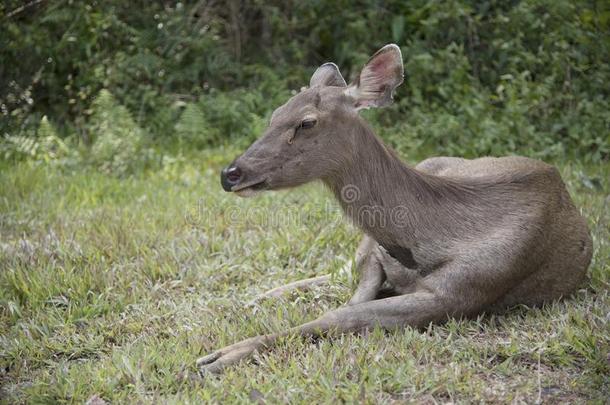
[{"xmin": 0, "ymin": 149, "xmax": 608, "ymax": 403}]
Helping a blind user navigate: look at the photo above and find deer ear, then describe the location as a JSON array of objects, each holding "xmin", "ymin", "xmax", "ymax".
[
  {"xmin": 310, "ymin": 63, "xmax": 347, "ymax": 88},
  {"xmin": 346, "ymin": 44, "xmax": 404, "ymax": 110}
]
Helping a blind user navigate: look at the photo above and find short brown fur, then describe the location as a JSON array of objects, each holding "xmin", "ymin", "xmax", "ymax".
[{"xmin": 202, "ymin": 44, "xmax": 592, "ymax": 374}]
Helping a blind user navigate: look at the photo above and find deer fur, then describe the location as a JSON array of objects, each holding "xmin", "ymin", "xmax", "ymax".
[{"xmin": 202, "ymin": 44, "xmax": 592, "ymax": 374}]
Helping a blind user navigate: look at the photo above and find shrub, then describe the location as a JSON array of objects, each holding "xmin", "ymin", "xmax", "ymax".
[
  {"xmin": 0, "ymin": 116, "xmax": 69, "ymax": 163},
  {"xmin": 87, "ymin": 90, "xmax": 153, "ymax": 176},
  {"xmin": 1, "ymin": 0, "xmax": 608, "ymax": 161}
]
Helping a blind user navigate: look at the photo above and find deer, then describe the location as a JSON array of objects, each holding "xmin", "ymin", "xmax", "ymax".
[{"xmin": 197, "ymin": 44, "xmax": 592, "ymax": 374}]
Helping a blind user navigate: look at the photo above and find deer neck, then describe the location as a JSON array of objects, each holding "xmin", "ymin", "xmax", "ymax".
[{"xmin": 323, "ymin": 120, "xmax": 455, "ymax": 249}]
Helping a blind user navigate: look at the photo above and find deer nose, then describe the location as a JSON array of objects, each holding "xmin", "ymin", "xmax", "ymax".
[{"xmin": 220, "ymin": 165, "xmax": 242, "ymax": 191}]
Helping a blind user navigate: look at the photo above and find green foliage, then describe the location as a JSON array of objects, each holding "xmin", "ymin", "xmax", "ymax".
[
  {"xmin": 1, "ymin": 0, "xmax": 609, "ymax": 165},
  {"xmin": 174, "ymin": 103, "xmax": 209, "ymax": 147},
  {"xmin": 0, "ymin": 91, "xmax": 155, "ymax": 176},
  {"xmin": 174, "ymin": 89, "xmax": 272, "ymax": 149},
  {"xmin": 194, "ymin": 88, "xmax": 272, "ymax": 147},
  {"xmin": 87, "ymin": 90, "xmax": 152, "ymax": 176},
  {"xmin": 0, "ymin": 116, "xmax": 69, "ymax": 163},
  {"xmin": 381, "ymin": 1, "xmax": 610, "ymax": 161}
]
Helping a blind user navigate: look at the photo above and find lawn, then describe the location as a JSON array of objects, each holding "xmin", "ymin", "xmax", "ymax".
[{"xmin": 0, "ymin": 149, "xmax": 608, "ymax": 403}]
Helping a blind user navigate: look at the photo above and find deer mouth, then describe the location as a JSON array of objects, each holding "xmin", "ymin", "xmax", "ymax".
[{"xmin": 232, "ymin": 179, "xmax": 268, "ymax": 197}]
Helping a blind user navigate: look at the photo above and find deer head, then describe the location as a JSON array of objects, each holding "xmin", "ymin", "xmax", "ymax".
[{"xmin": 220, "ymin": 44, "xmax": 404, "ymax": 197}]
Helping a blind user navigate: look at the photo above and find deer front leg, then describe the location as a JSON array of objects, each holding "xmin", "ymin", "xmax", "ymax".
[
  {"xmin": 347, "ymin": 235, "xmax": 386, "ymax": 305},
  {"xmin": 251, "ymin": 235, "xmax": 383, "ymax": 305},
  {"xmin": 197, "ymin": 289, "xmax": 451, "ymax": 375},
  {"xmin": 249, "ymin": 274, "xmax": 332, "ymax": 304},
  {"xmin": 347, "ymin": 250, "xmax": 385, "ymax": 305}
]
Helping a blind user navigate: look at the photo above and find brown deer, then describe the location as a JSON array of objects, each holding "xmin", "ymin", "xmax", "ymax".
[{"xmin": 198, "ymin": 44, "xmax": 592, "ymax": 374}]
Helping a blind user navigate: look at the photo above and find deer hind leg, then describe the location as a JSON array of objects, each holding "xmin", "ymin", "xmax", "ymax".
[
  {"xmin": 198, "ymin": 259, "xmax": 515, "ymax": 374},
  {"xmin": 199, "ymin": 270, "xmax": 480, "ymax": 375},
  {"xmin": 199, "ymin": 290, "xmax": 445, "ymax": 374}
]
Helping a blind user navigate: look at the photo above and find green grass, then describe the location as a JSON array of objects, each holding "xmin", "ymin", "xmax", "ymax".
[{"xmin": 0, "ymin": 150, "xmax": 608, "ymax": 403}]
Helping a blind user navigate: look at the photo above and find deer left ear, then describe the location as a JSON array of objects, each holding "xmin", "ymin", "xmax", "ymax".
[
  {"xmin": 346, "ymin": 44, "xmax": 404, "ymax": 110},
  {"xmin": 310, "ymin": 63, "xmax": 347, "ymax": 88}
]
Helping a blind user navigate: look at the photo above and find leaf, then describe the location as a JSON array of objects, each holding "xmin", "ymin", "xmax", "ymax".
[{"xmin": 391, "ymin": 16, "xmax": 405, "ymax": 44}]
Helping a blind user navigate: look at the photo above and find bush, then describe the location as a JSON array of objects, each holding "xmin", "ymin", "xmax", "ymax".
[
  {"xmin": 174, "ymin": 103, "xmax": 210, "ymax": 148},
  {"xmin": 1, "ymin": 0, "xmax": 608, "ymax": 162},
  {"xmin": 0, "ymin": 116, "xmax": 69, "ymax": 163},
  {"xmin": 87, "ymin": 90, "xmax": 153, "ymax": 176}
]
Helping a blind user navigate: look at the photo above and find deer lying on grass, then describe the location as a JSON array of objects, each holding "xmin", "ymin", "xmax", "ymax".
[{"xmin": 198, "ymin": 44, "xmax": 592, "ymax": 374}]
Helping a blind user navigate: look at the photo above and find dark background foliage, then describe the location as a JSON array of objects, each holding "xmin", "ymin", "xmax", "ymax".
[{"xmin": 1, "ymin": 0, "xmax": 609, "ymax": 163}]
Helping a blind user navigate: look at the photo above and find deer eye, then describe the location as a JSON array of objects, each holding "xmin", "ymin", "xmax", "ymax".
[{"xmin": 299, "ymin": 118, "xmax": 317, "ymax": 130}]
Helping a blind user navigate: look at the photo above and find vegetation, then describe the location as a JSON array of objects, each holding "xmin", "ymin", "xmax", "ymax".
[
  {"xmin": 1, "ymin": 0, "xmax": 609, "ymax": 403},
  {"xmin": 2, "ymin": 0, "xmax": 609, "ymax": 161},
  {"xmin": 0, "ymin": 154, "xmax": 608, "ymax": 403}
]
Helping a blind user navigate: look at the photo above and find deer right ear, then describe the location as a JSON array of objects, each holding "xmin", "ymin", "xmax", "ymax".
[
  {"xmin": 310, "ymin": 63, "xmax": 347, "ymax": 88},
  {"xmin": 346, "ymin": 44, "xmax": 404, "ymax": 110}
]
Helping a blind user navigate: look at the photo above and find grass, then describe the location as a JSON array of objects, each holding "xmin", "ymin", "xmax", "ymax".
[{"xmin": 0, "ymin": 149, "xmax": 608, "ymax": 403}]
